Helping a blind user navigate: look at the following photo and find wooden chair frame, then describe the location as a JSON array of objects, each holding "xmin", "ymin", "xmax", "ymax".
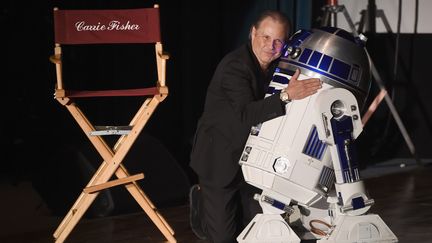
[{"xmin": 49, "ymin": 4, "xmax": 176, "ymax": 243}]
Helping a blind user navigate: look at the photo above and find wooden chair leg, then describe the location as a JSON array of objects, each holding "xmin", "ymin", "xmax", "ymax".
[
  {"xmin": 83, "ymin": 173, "xmax": 144, "ymax": 194},
  {"xmin": 54, "ymin": 99, "xmax": 176, "ymax": 243},
  {"xmin": 54, "ymin": 167, "xmax": 176, "ymax": 243}
]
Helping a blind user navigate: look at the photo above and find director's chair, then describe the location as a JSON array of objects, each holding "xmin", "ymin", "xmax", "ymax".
[{"xmin": 49, "ymin": 4, "xmax": 176, "ymax": 243}]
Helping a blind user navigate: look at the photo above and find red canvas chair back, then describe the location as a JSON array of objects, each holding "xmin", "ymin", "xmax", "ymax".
[
  {"xmin": 54, "ymin": 8, "xmax": 161, "ymax": 44},
  {"xmin": 51, "ymin": 6, "xmax": 168, "ymax": 97}
]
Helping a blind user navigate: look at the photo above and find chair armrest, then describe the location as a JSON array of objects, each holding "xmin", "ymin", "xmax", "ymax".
[
  {"xmin": 49, "ymin": 54, "xmax": 61, "ymax": 64},
  {"xmin": 158, "ymin": 51, "xmax": 170, "ymax": 60}
]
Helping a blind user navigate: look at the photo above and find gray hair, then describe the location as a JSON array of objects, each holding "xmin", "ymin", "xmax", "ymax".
[{"xmin": 249, "ymin": 10, "xmax": 291, "ymax": 41}]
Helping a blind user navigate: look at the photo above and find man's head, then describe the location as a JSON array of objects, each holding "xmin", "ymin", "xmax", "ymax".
[{"xmin": 250, "ymin": 10, "xmax": 291, "ymax": 70}]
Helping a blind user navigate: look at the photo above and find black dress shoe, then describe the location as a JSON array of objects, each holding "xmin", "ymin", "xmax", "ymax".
[{"xmin": 189, "ymin": 184, "xmax": 208, "ymax": 240}]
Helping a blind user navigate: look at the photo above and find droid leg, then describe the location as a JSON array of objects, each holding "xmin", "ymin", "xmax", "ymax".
[
  {"xmin": 312, "ymin": 88, "xmax": 397, "ymax": 243},
  {"xmin": 237, "ymin": 214, "xmax": 300, "ymax": 243},
  {"xmin": 316, "ymin": 214, "xmax": 398, "ymax": 243},
  {"xmin": 237, "ymin": 191, "xmax": 300, "ymax": 243}
]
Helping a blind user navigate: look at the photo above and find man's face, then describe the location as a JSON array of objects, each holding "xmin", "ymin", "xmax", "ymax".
[{"xmin": 251, "ymin": 17, "xmax": 286, "ymax": 69}]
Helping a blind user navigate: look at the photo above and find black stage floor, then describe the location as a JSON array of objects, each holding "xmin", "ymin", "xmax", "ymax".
[{"xmin": 1, "ymin": 159, "xmax": 431, "ymax": 243}]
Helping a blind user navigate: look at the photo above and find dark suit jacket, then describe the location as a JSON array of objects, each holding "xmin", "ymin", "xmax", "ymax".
[{"xmin": 190, "ymin": 42, "xmax": 286, "ymax": 187}]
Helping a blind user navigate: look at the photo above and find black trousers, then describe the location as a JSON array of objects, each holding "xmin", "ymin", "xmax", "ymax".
[{"xmin": 199, "ymin": 172, "xmax": 262, "ymax": 243}]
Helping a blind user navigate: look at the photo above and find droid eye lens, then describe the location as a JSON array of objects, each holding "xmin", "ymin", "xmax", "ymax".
[{"xmin": 290, "ymin": 47, "xmax": 302, "ymax": 59}]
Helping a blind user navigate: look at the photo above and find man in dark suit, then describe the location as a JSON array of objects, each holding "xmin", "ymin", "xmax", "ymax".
[{"xmin": 189, "ymin": 10, "xmax": 322, "ymax": 243}]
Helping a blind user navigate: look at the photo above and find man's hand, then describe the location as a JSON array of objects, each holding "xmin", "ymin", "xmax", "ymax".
[{"xmin": 284, "ymin": 69, "xmax": 322, "ymax": 100}]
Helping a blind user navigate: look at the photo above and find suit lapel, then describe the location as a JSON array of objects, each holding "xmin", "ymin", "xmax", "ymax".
[{"xmin": 245, "ymin": 44, "xmax": 267, "ymax": 99}]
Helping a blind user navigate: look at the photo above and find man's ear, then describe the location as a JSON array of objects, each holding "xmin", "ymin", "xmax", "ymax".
[{"xmin": 250, "ymin": 26, "xmax": 256, "ymax": 40}]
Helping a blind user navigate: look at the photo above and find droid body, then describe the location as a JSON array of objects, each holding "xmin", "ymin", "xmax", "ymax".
[{"xmin": 238, "ymin": 27, "xmax": 397, "ymax": 243}]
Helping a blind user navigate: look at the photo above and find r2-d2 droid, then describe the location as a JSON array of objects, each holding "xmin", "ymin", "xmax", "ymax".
[{"xmin": 238, "ymin": 27, "xmax": 398, "ymax": 243}]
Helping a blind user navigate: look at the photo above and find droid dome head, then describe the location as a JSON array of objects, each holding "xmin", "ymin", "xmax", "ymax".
[{"xmin": 279, "ymin": 27, "xmax": 371, "ymax": 108}]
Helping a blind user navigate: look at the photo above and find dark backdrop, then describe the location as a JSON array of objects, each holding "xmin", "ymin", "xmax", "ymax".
[{"xmin": 2, "ymin": 0, "xmax": 431, "ymax": 216}]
